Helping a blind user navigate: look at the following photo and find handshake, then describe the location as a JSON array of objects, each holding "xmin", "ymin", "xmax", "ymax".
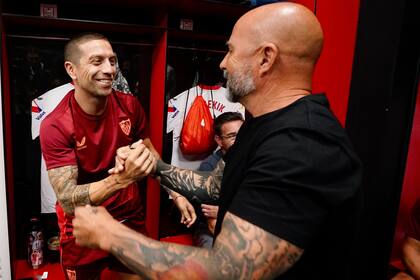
[{"xmin": 107, "ymin": 139, "xmax": 158, "ymax": 187}]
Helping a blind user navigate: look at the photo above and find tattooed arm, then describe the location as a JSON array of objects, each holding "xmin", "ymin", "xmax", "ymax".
[
  {"xmin": 156, "ymin": 159, "xmax": 225, "ymax": 204},
  {"xmin": 48, "ymin": 143, "xmax": 155, "ymax": 215},
  {"xmin": 143, "ymin": 139, "xmax": 197, "ymax": 226},
  {"xmin": 48, "ymin": 165, "xmax": 125, "ymax": 215},
  {"xmin": 110, "ymin": 140, "xmax": 223, "ymax": 203},
  {"xmin": 111, "ymin": 139, "xmax": 197, "ymax": 226},
  {"xmin": 73, "ymin": 205, "xmax": 303, "ymax": 279}
]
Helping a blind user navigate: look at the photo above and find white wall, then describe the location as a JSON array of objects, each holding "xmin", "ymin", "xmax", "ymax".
[{"xmin": 0, "ymin": 59, "xmax": 12, "ymax": 279}]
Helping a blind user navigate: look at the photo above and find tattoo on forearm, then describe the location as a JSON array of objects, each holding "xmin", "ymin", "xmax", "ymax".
[
  {"xmin": 211, "ymin": 213, "xmax": 303, "ymax": 279},
  {"xmin": 156, "ymin": 159, "xmax": 224, "ymax": 204},
  {"xmin": 109, "ymin": 230, "xmax": 208, "ymax": 280},
  {"xmin": 72, "ymin": 184, "xmax": 90, "ymax": 206},
  {"xmin": 48, "ymin": 166, "xmax": 90, "ymax": 214},
  {"xmin": 107, "ymin": 212, "xmax": 302, "ymax": 279}
]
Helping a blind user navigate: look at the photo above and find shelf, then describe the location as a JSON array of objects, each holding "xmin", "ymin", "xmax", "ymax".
[
  {"xmin": 1, "ymin": 13, "xmax": 165, "ymax": 41},
  {"xmin": 15, "ymin": 259, "xmax": 65, "ymax": 280},
  {"xmin": 168, "ymin": 29, "xmax": 228, "ymax": 50},
  {"xmin": 167, "ymin": 0, "xmax": 249, "ymax": 18},
  {"xmin": 2, "ymin": 0, "xmax": 249, "ymax": 26},
  {"xmin": 55, "ymin": 0, "xmax": 249, "ymax": 18},
  {"xmin": 14, "ymin": 259, "xmax": 123, "ymax": 279}
]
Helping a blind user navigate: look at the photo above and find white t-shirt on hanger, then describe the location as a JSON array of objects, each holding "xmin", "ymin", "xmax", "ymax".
[
  {"xmin": 167, "ymin": 85, "xmax": 245, "ymax": 170},
  {"xmin": 31, "ymin": 83, "xmax": 74, "ymax": 213}
]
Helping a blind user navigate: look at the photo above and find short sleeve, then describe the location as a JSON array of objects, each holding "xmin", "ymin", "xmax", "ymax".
[
  {"xmin": 40, "ymin": 117, "xmax": 77, "ymax": 170},
  {"xmin": 229, "ymin": 128, "xmax": 360, "ymax": 248}
]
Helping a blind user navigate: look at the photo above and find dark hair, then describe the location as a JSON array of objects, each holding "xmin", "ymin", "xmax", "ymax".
[
  {"xmin": 214, "ymin": 112, "xmax": 244, "ymax": 136},
  {"xmin": 64, "ymin": 32, "xmax": 109, "ymax": 64}
]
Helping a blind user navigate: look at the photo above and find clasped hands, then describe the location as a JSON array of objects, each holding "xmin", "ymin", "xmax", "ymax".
[
  {"xmin": 108, "ymin": 139, "xmax": 157, "ymax": 183},
  {"xmin": 109, "ymin": 140, "xmax": 197, "ymax": 227},
  {"xmin": 73, "ymin": 140, "xmax": 156, "ymax": 249}
]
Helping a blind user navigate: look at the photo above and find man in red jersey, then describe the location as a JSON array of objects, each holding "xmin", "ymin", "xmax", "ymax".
[{"xmin": 40, "ymin": 32, "xmax": 193, "ymax": 280}]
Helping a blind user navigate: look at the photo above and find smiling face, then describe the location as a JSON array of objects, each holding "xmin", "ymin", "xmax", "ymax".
[{"xmin": 65, "ymin": 39, "xmax": 117, "ymax": 98}]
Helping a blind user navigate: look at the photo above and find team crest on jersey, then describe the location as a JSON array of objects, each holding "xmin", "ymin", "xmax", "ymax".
[{"xmin": 119, "ymin": 119, "xmax": 131, "ymax": 136}]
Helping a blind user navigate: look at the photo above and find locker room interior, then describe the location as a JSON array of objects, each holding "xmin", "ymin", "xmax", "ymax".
[{"xmin": 0, "ymin": 0, "xmax": 418, "ymax": 279}]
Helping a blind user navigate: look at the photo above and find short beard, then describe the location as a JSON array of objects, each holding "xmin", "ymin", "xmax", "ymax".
[{"xmin": 224, "ymin": 66, "xmax": 255, "ymax": 103}]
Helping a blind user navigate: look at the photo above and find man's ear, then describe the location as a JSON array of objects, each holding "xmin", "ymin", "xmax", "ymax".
[
  {"xmin": 258, "ymin": 43, "xmax": 278, "ymax": 75},
  {"xmin": 64, "ymin": 61, "xmax": 77, "ymax": 80},
  {"xmin": 215, "ymin": 135, "xmax": 223, "ymax": 148}
]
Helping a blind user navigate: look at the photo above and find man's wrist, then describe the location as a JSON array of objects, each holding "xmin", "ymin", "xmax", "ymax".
[
  {"xmin": 154, "ymin": 159, "xmax": 165, "ymax": 177},
  {"xmin": 173, "ymin": 194, "xmax": 183, "ymax": 202},
  {"xmin": 107, "ymin": 174, "xmax": 132, "ymax": 190},
  {"xmin": 97, "ymin": 219, "xmax": 121, "ymax": 251}
]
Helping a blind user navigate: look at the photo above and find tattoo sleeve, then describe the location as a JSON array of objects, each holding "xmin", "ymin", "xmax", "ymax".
[
  {"xmin": 106, "ymin": 211, "xmax": 303, "ymax": 279},
  {"xmin": 48, "ymin": 165, "xmax": 90, "ymax": 215},
  {"xmin": 156, "ymin": 159, "xmax": 224, "ymax": 204}
]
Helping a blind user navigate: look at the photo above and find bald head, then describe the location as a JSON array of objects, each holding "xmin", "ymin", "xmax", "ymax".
[
  {"xmin": 238, "ymin": 2, "xmax": 323, "ymax": 64},
  {"xmin": 220, "ymin": 2, "xmax": 324, "ymax": 114}
]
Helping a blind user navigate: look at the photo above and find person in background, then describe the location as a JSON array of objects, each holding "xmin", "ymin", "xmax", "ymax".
[
  {"xmin": 194, "ymin": 112, "xmax": 244, "ymax": 248},
  {"xmin": 392, "ymin": 199, "xmax": 420, "ymax": 280},
  {"xmin": 73, "ymin": 3, "xmax": 363, "ymax": 279},
  {"xmin": 39, "ymin": 32, "xmax": 193, "ymax": 280}
]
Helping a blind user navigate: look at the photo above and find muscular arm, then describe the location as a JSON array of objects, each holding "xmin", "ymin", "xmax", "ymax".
[
  {"xmin": 156, "ymin": 159, "xmax": 224, "ymax": 204},
  {"xmin": 109, "ymin": 138, "xmax": 217, "ymax": 202},
  {"xmin": 49, "ymin": 143, "xmax": 155, "ymax": 215},
  {"xmin": 48, "ymin": 165, "xmax": 132, "ymax": 216},
  {"xmin": 76, "ymin": 207, "xmax": 303, "ymax": 280}
]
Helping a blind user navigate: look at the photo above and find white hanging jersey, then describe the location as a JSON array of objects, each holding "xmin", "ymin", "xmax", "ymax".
[
  {"xmin": 31, "ymin": 83, "xmax": 74, "ymax": 139},
  {"xmin": 31, "ymin": 83, "xmax": 74, "ymax": 213},
  {"xmin": 167, "ymin": 85, "xmax": 245, "ymax": 170}
]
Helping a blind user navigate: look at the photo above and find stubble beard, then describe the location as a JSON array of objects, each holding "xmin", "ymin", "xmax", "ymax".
[{"xmin": 224, "ymin": 65, "xmax": 255, "ymax": 103}]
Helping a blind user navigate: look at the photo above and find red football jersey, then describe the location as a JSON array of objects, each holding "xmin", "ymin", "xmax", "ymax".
[{"xmin": 40, "ymin": 89, "xmax": 149, "ymax": 266}]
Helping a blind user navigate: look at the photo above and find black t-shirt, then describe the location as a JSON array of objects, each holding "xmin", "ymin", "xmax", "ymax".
[{"xmin": 215, "ymin": 94, "xmax": 363, "ymax": 280}]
